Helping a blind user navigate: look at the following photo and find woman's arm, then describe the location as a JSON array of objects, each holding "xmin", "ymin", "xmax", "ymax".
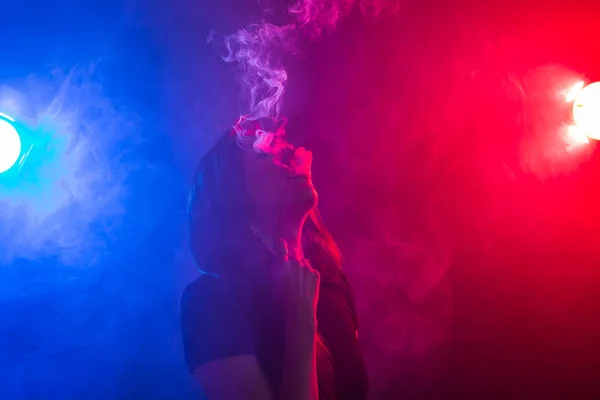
[
  {"xmin": 194, "ymin": 356, "xmax": 274, "ymax": 400},
  {"xmin": 182, "ymin": 274, "xmax": 319, "ymax": 400},
  {"xmin": 182, "ymin": 277, "xmax": 275, "ymax": 400},
  {"xmin": 278, "ymin": 324, "xmax": 319, "ymax": 400},
  {"xmin": 189, "ymin": 308, "xmax": 318, "ymax": 400},
  {"xmin": 194, "ymin": 331, "xmax": 318, "ymax": 400},
  {"xmin": 275, "ymin": 239, "xmax": 321, "ymax": 400}
]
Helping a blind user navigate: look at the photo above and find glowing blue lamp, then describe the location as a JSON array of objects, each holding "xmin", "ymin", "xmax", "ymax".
[
  {"xmin": 0, "ymin": 115, "xmax": 21, "ymax": 173},
  {"xmin": 0, "ymin": 85, "xmax": 36, "ymax": 176}
]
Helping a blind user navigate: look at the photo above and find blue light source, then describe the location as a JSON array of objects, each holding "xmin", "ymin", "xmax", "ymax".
[
  {"xmin": 0, "ymin": 116, "xmax": 21, "ymax": 174},
  {"xmin": 0, "ymin": 85, "xmax": 38, "ymax": 178}
]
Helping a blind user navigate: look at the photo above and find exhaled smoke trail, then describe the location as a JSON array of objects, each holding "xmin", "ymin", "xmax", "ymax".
[{"xmin": 209, "ymin": 0, "xmax": 399, "ymax": 149}]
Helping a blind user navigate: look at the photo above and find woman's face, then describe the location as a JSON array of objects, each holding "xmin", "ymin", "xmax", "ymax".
[{"xmin": 242, "ymin": 135, "xmax": 318, "ymax": 220}]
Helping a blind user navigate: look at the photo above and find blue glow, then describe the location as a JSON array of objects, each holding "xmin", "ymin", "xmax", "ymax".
[
  {"xmin": 0, "ymin": 118, "xmax": 21, "ymax": 173},
  {"xmin": 0, "ymin": 1, "xmax": 196, "ymax": 399},
  {"xmin": 0, "ymin": 67, "xmax": 144, "ymax": 265}
]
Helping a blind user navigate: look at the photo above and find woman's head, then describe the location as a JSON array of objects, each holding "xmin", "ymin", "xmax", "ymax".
[
  {"xmin": 241, "ymin": 132, "xmax": 319, "ymax": 226},
  {"xmin": 188, "ymin": 130, "xmax": 332, "ymax": 274}
]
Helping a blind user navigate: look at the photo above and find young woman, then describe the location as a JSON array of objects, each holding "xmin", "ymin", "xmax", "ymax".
[{"xmin": 180, "ymin": 130, "xmax": 368, "ymax": 399}]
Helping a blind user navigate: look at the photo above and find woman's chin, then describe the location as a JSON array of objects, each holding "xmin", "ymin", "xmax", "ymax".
[{"xmin": 303, "ymin": 189, "xmax": 319, "ymax": 211}]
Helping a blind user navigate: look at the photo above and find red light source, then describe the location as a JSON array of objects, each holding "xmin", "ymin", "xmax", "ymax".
[{"xmin": 572, "ymin": 81, "xmax": 600, "ymax": 140}]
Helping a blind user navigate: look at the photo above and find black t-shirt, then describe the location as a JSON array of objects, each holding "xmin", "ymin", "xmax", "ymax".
[{"xmin": 180, "ymin": 264, "xmax": 368, "ymax": 399}]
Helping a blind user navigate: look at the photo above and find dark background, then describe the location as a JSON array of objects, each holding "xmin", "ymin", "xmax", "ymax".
[{"xmin": 1, "ymin": 0, "xmax": 600, "ymax": 399}]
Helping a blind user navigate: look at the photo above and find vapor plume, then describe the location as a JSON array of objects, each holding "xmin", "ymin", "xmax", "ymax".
[{"xmin": 209, "ymin": 0, "xmax": 400, "ymax": 146}]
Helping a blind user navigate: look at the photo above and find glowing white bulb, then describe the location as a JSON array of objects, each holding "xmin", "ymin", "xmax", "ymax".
[
  {"xmin": 573, "ymin": 81, "xmax": 600, "ymax": 140},
  {"xmin": 0, "ymin": 118, "xmax": 21, "ymax": 174},
  {"xmin": 566, "ymin": 81, "xmax": 585, "ymax": 102}
]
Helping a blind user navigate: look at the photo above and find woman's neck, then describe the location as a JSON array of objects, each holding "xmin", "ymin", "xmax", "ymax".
[
  {"xmin": 278, "ymin": 220, "xmax": 305, "ymax": 260},
  {"xmin": 251, "ymin": 213, "xmax": 307, "ymax": 260}
]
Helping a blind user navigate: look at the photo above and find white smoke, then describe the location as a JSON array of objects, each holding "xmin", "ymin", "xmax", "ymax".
[{"xmin": 209, "ymin": 0, "xmax": 401, "ymax": 144}]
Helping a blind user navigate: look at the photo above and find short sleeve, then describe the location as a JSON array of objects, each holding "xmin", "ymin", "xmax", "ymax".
[{"xmin": 180, "ymin": 275, "xmax": 255, "ymax": 374}]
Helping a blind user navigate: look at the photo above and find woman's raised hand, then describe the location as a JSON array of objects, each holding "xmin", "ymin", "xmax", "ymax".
[{"xmin": 274, "ymin": 238, "xmax": 320, "ymax": 330}]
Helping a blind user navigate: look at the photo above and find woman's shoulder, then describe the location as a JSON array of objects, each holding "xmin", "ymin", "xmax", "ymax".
[
  {"xmin": 181, "ymin": 274, "xmax": 233, "ymax": 312},
  {"xmin": 180, "ymin": 274, "xmax": 258, "ymax": 373}
]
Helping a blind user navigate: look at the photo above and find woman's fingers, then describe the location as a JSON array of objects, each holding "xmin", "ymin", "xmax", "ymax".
[
  {"xmin": 302, "ymin": 260, "xmax": 319, "ymax": 285},
  {"xmin": 279, "ymin": 254, "xmax": 320, "ymax": 306},
  {"xmin": 298, "ymin": 260, "xmax": 319, "ymax": 301},
  {"xmin": 274, "ymin": 238, "xmax": 289, "ymax": 264}
]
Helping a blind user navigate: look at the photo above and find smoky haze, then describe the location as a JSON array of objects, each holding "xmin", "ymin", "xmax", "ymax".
[
  {"xmin": 162, "ymin": 1, "xmax": 600, "ymax": 398},
  {"xmin": 0, "ymin": 1, "xmax": 599, "ymax": 399}
]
